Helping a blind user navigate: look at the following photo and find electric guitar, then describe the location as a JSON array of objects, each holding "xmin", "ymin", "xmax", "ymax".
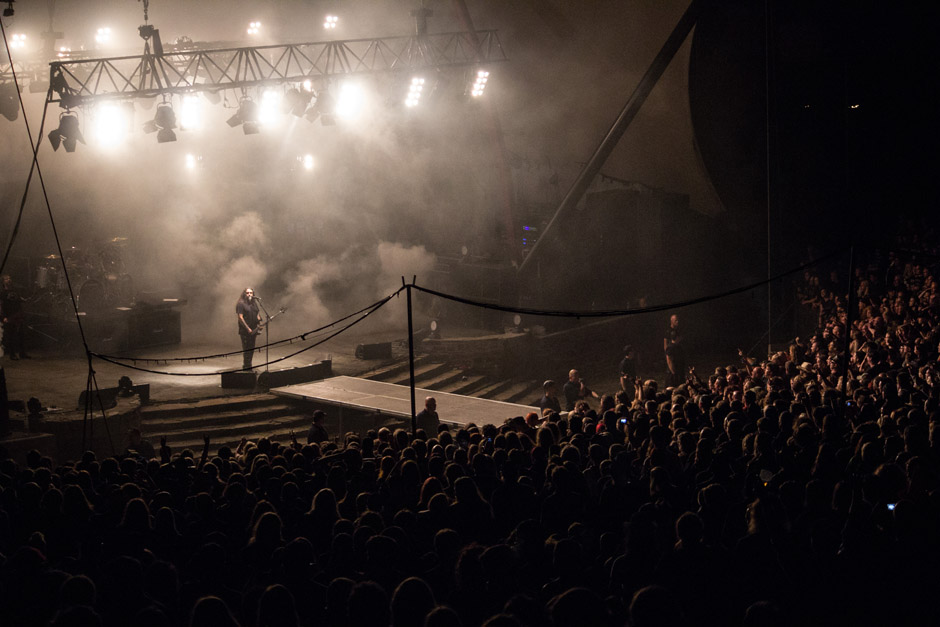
[{"xmin": 253, "ymin": 307, "xmax": 287, "ymax": 335}]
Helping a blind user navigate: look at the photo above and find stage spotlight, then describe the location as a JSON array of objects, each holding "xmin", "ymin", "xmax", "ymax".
[
  {"xmin": 3, "ymin": 1, "xmax": 13, "ymax": 18},
  {"xmin": 247, "ymin": 21, "xmax": 261, "ymax": 35},
  {"xmin": 302, "ymin": 80, "xmax": 312, "ymax": 92},
  {"xmin": 95, "ymin": 27, "xmax": 112, "ymax": 45},
  {"xmin": 258, "ymin": 89, "xmax": 282, "ymax": 127},
  {"xmin": 324, "ymin": 15, "xmax": 338, "ymax": 29},
  {"xmin": 48, "ymin": 111, "xmax": 85, "ymax": 152},
  {"xmin": 179, "ymin": 94, "xmax": 201, "ymax": 130},
  {"xmin": 154, "ymin": 103, "xmax": 177, "ymax": 142},
  {"xmin": 227, "ymin": 98, "xmax": 260, "ymax": 134},
  {"xmin": 185, "ymin": 153, "xmax": 202, "ymax": 170},
  {"xmin": 471, "ymin": 69, "xmax": 489, "ymax": 97},
  {"xmin": 304, "ymin": 89, "xmax": 335, "ymax": 125},
  {"xmin": 429, "ymin": 319, "xmax": 441, "ymax": 339},
  {"xmin": 10, "ymin": 34, "xmax": 26, "ymax": 50},
  {"xmin": 282, "ymin": 88, "xmax": 311, "ymax": 117},
  {"xmin": 335, "ymin": 82, "xmax": 365, "ymax": 120},
  {"xmin": 91, "ymin": 101, "xmax": 134, "ymax": 148},
  {"xmin": 297, "ymin": 154, "xmax": 315, "ymax": 171},
  {"xmin": 405, "ymin": 77, "xmax": 425, "ymax": 108},
  {"xmin": 0, "ymin": 82, "xmax": 19, "ymax": 122},
  {"xmin": 56, "ymin": 46, "xmax": 72, "ymax": 58}
]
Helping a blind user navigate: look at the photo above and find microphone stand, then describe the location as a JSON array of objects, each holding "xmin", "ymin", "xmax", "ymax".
[{"xmin": 256, "ymin": 298, "xmax": 271, "ymax": 374}]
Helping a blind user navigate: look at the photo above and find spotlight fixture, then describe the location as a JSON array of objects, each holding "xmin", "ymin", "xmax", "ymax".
[
  {"xmin": 3, "ymin": 1, "xmax": 14, "ymax": 18},
  {"xmin": 471, "ymin": 70, "xmax": 489, "ymax": 97},
  {"xmin": 185, "ymin": 153, "xmax": 202, "ymax": 170},
  {"xmin": 324, "ymin": 15, "xmax": 338, "ymax": 29},
  {"xmin": 283, "ymin": 88, "xmax": 312, "ymax": 117},
  {"xmin": 95, "ymin": 27, "xmax": 112, "ymax": 45},
  {"xmin": 429, "ymin": 319, "xmax": 441, "ymax": 340},
  {"xmin": 92, "ymin": 101, "xmax": 134, "ymax": 148},
  {"xmin": 227, "ymin": 97, "xmax": 259, "ymax": 134},
  {"xmin": 10, "ymin": 34, "xmax": 26, "ymax": 50},
  {"xmin": 56, "ymin": 46, "xmax": 72, "ymax": 59},
  {"xmin": 304, "ymin": 90, "xmax": 335, "ymax": 125},
  {"xmin": 48, "ymin": 111, "xmax": 85, "ymax": 152},
  {"xmin": 144, "ymin": 102, "xmax": 177, "ymax": 142},
  {"xmin": 247, "ymin": 21, "xmax": 261, "ymax": 35},
  {"xmin": 298, "ymin": 154, "xmax": 314, "ymax": 171},
  {"xmin": 405, "ymin": 77, "xmax": 425, "ymax": 108},
  {"xmin": 0, "ymin": 82, "xmax": 19, "ymax": 122},
  {"xmin": 154, "ymin": 103, "xmax": 177, "ymax": 142}
]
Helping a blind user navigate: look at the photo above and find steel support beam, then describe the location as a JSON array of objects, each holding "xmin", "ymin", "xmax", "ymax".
[
  {"xmin": 517, "ymin": 1, "xmax": 704, "ymax": 274},
  {"xmin": 45, "ymin": 30, "xmax": 507, "ymax": 107}
]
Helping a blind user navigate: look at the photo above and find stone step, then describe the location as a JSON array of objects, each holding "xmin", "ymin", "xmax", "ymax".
[
  {"xmin": 165, "ymin": 425, "xmax": 319, "ymax": 457},
  {"xmin": 493, "ymin": 381, "xmax": 540, "ymax": 405},
  {"xmin": 139, "ymin": 393, "xmax": 283, "ymax": 420},
  {"xmin": 140, "ymin": 402, "xmax": 300, "ymax": 431},
  {"xmin": 389, "ymin": 362, "xmax": 450, "ymax": 386},
  {"xmin": 363, "ymin": 354, "xmax": 431, "ymax": 381},
  {"xmin": 475, "ymin": 379, "xmax": 515, "ymax": 399},
  {"xmin": 420, "ymin": 368, "xmax": 469, "ymax": 391},
  {"xmin": 437, "ymin": 374, "xmax": 488, "ymax": 395},
  {"xmin": 147, "ymin": 414, "xmax": 312, "ymax": 449}
]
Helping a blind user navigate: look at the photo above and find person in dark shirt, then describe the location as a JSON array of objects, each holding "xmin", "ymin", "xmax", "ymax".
[
  {"xmin": 416, "ymin": 396, "xmax": 440, "ymax": 436},
  {"xmin": 563, "ymin": 369, "xmax": 598, "ymax": 411},
  {"xmin": 664, "ymin": 314, "xmax": 685, "ymax": 387},
  {"xmin": 307, "ymin": 410, "xmax": 329, "ymax": 444},
  {"xmin": 236, "ymin": 287, "xmax": 262, "ymax": 371},
  {"xmin": 538, "ymin": 380, "xmax": 562, "ymax": 415},
  {"xmin": 619, "ymin": 344, "xmax": 637, "ymax": 391}
]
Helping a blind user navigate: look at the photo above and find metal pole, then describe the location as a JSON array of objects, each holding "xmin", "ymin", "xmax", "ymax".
[
  {"xmin": 765, "ymin": 0, "xmax": 773, "ymax": 359},
  {"xmin": 840, "ymin": 246, "xmax": 855, "ymax": 418},
  {"xmin": 518, "ymin": 0, "xmax": 704, "ymax": 274},
  {"xmin": 406, "ymin": 281, "xmax": 417, "ymax": 437}
]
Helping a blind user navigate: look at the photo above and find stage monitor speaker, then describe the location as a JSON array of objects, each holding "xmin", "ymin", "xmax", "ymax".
[
  {"xmin": 221, "ymin": 371, "xmax": 257, "ymax": 389},
  {"xmin": 355, "ymin": 342, "xmax": 392, "ymax": 360},
  {"xmin": 257, "ymin": 360, "xmax": 333, "ymax": 389}
]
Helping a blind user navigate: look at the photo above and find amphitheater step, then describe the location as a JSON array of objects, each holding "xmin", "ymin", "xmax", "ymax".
[
  {"xmin": 363, "ymin": 354, "xmax": 430, "ymax": 382},
  {"xmin": 146, "ymin": 413, "xmax": 312, "ymax": 451},
  {"xmin": 475, "ymin": 379, "xmax": 515, "ymax": 400},
  {"xmin": 437, "ymin": 374, "xmax": 488, "ymax": 395},
  {"xmin": 138, "ymin": 393, "xmax": 284, "ymax": 421},
  {"xmin": 493, "ymin": 381, "xmax": 541, "ymax": 405},
  {"xmin": 420, "ymin": 368, "xmax": 469, "ymax": 391},
  {"xmin": 389, "ymin": 362, "xmax": 451, "ymax": 386},
  {"xmin": 140, "ymin": 402, "xmax": 299, "ymax": 431}
]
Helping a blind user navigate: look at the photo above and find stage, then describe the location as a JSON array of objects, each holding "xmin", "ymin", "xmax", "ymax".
[{"xmin": 271, "ymin": 375, "xmax": 536, "ymax": 429}]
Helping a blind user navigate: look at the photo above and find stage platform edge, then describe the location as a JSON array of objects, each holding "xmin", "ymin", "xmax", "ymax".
[{"xmin": 270, "ymin": 375, "xmax": 536, "ymax": 429}]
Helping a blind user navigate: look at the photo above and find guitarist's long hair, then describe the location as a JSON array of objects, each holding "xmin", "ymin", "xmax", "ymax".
[{"xmin": 237, "ymin": 288, "xmax": 253, "ymax": 307}]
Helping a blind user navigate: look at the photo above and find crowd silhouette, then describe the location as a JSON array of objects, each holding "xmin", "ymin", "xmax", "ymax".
[{"xmin": 1, "ymin": 235, "xmax": 939, "ymax": 627}]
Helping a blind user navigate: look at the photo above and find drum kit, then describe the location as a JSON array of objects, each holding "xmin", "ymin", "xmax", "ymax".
[{"xmin": 30, "ymin": 237, "xmax": 135, "ymax": 316}]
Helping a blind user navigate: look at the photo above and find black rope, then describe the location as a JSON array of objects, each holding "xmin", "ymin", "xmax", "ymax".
[
  {"xmin": 413, "ymin": 249, "xmax": 845, "ymax": 318},
  {"xmin": 91, "ymin": 290, "xmax": 394, "ymax": 376},
  {"xmin": 95, "ymin": 287, "xmax": 405, "ymax": 363}
]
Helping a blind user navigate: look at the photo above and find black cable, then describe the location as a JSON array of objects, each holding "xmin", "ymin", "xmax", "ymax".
[
  {"xmin": 414, "ymin": 248, "xmax": 845, "ymax": 319},
  {"xmin": 97, "ymin": 286, "xmax": 405, "ymax": 363}
]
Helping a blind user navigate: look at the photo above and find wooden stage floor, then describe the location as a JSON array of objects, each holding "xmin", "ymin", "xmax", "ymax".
[{"xmin": 271, "ymin": 376, "xmax": 536, "ymax": 428}]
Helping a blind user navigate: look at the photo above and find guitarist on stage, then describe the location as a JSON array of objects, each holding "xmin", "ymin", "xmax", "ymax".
[{"xmin": 236, "ymin": 287, "xmax": 262, "ymax": 370}]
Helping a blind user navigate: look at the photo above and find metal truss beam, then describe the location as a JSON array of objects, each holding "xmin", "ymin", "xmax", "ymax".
[{"xmin": 47, "ymin": 30, "xmax": 507, "ymax": 107}]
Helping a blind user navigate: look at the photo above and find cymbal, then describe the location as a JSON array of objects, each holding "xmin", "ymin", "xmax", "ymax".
[
  {"xmin": 109, "ymin": 237, "xmax": 128, "ymax": 243},
  {"xmin": 45, "ymin": 254, "xmax": 59, "ymax": 259}
]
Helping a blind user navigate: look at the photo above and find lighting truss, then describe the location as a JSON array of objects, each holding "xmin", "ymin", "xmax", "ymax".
[{"xmin": 45, "ymin": 30, "xmax": 507, "ymax": 107}]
